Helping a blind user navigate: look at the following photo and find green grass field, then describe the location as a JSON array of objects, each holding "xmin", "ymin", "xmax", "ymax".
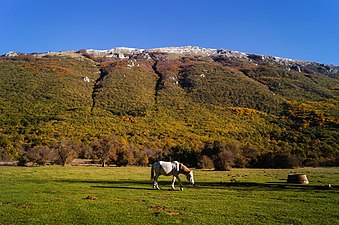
[{"xmin": 0, "ymin": 166, "xmax": 338, "ymax": 224}]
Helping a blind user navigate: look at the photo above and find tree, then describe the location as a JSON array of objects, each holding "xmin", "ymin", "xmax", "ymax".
[
  {"xmin": 254, "ymin": 151, "xmax": 301, "ymax": 168},
  {"xmin": 201, "ymin": 141, "xmax": 224, "ymax": 159},
  {"xmin": 214, "ymin": 150, "xmax": 235, "ymax": 171},
  {"xmin": 168, "ymin": 145, "xmax": 198, "ymax": 167},
  {"xmin": 53, "ymin": 139, "xmax": 77, "ymax": 166},
  {"xmin": 201, "ymin": 141, "xmax": 238, "ymax": 171},
  {"xmin": 92, "ymin": 135, "xmax": 120, "ymax": 167}
]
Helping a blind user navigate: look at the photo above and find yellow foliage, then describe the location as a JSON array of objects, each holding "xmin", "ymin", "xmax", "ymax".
[{"xmin": 228, "ymin": 107, "xmax": 267, "ymax": 116}]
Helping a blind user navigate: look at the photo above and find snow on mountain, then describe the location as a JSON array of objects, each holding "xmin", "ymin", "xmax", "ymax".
[
  {"xmin": 148, "ymin": 46, "xmax": 217, "ymax": 55},
  {"xmin": 84, "ymin": 46, "xmax": 306, "ymax": 66},
  {"xmin": 4, "ymin": 52, "xmax": 21, "ymax": 57},
  {"xmin": 3, "ymin": 46, "xmax": 338, "ymax": 72},
  {"xmin": 86, "ymin": 49, "xmax": 108, "ymax": 55},
  {"xmin": 1, "ymin": 46, "xmax": 306, "ymax": 66},
  {"xmin": 109, "ymin": 47, "xmax": 144, "ymax": 54},
  {"xmin": 86, "ymin": 47, "xmax": 144, "ymax": 59}
]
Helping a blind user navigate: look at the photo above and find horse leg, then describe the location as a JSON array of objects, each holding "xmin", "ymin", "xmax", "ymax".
[
  {"xmin": 175, "ymin": 175, "xmax": 183, "ymax": 191},
  {"xmin": 171, "ymin": 176, "xmax": 176, "ymax": 190},
  {"xmin": 153, "ymin": 175, "xmax": 160, "ymax": 190}
]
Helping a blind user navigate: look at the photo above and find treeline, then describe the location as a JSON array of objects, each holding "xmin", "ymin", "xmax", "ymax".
[
  {"xmin": 3, "ymin": 135, "xmax": 338, "ymax": 169},
  {"xmin": 164, "ymin": 140, "xmax": 339, "ymax": 169}
]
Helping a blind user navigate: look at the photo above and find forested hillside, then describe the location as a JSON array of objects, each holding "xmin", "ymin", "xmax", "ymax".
[{"xmin": 0, "ymin": 47, "xmax": 338, "ymax": 168}]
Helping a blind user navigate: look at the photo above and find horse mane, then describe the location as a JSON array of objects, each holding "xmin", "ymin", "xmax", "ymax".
[{"xmin": 180, "ymin": 163, "xmax": 191, "ymax": 175}]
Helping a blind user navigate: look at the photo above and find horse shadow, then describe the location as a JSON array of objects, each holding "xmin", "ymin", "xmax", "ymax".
[
  {"xmin": 56, "ymin": 179, "xmax": 177, "ymax": 191},
  {"xmin": 56, "ymin": 179, "xmax": 335, "ymax": 191}
]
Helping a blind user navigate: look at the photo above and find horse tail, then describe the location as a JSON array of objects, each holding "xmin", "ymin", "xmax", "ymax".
[{"xmin": 151, "ymin": 163, "xmax": 155, "ymax": 181}]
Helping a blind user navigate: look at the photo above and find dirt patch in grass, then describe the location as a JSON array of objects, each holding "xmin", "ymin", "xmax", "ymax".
[
  {"xmin": 135, "ymin": 199, "xmax": 147, "ymax": 204},
  {"xmin": 0, "ymin": 200, "xmax": 10, "ymax": 205},
  {"xmin": 150, "ymin": 205, "xmax": 180, "ymax": 216},
  {"xmin": 17, "ymin": 202, "xmax": 31, "ymax": 208},
  {"xmin": 165, "ymin": 211, "xmax": 180, "ymax": 215},
  {"xmin": 150, "ymin": 205, "xmax": 169, "ymax": 211},
  {"xmin": 84, "ymin": 196, "xmax": 97, "ymax": 200}
]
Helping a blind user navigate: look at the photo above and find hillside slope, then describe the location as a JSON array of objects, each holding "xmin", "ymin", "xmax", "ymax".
[{"xmin": 0, "ymin": 47, "xmax": 338, "ymax": 166}]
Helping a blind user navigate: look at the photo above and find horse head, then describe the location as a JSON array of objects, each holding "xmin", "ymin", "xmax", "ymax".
[{"xmin": 186, "ymin": 171, "xmax": 194, "ymax": 185}]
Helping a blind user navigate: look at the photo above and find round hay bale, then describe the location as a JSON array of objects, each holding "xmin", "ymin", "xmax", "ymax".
[{"xmin": 287, "ymin": 174, "xmax": 309, "ymax": 184}]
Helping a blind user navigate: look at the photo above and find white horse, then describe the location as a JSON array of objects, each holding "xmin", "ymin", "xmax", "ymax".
[{"xmin": 151, "ymin": 161, "xmax": 194, "ymax": 191}]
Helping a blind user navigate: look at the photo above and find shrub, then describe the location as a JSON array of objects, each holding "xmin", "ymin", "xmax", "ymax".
[
  {"xmin": 0, "ymin": 135, "xmax": 17, "ymax": 161},
  {"xmin": 254, "ymin": 152, "xmax": 301, "ymax": 168},
  {"xmin": 146, "ymin": 148, "xmax": 170, "ymax": 164},
  {"xmin": 239, "ymin": 144, "xmax": 260, "ymax": 168},
  {"xmin": 0, "ymin": 148, "xmax": 13, "ymax": 162},
  {"xmin": 336, "ymin": 155, "xmax": 339, "ymax": 166},
  {"xmin": 136, "ymin": 153, "xmax": 149, "ymax": 166},
  {"xmin": 26, "ymin": 146, "xmax": 54, "ymax": 166},
  {"xmin": 214, "ymin": 150, "xmax": 235, "ymax": 171},
  {"xmin": 78, "ymin": 145, "xmax": 94, "ymax": 159},
  {"xmin": 197, "ymin": 155, "xmax": 214, "ymax": 169},
  {"xmin": 131, "ymin": 146, "xmax": 149, "ymax": 166},
  {"xmin": 201, "ymin": 141, "xmax": 239, "ymax": 170},
  {"xmin": 303, "ymin": 157, "xmax": 319, "ymax": 167},
  {"xmin": 114, "ymin": 142, "xmax": 137, "ymax": 167},
  {"xmin": 114, "ymin": 149, "xmax": 131, "ymax": 167},
  {"xmin": 223, "ymin": 142, "xmax": 246, "ymax": 168}
]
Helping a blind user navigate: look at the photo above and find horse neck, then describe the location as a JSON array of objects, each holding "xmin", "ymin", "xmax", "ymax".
[{"xmin": 179, "ymin": 163, "xmax": 191, "ymax": 175}]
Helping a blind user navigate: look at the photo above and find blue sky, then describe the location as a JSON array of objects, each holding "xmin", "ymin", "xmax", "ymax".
[{"xmin": 1, "ymin": 0, "xmax": 338, "ymax": 65}]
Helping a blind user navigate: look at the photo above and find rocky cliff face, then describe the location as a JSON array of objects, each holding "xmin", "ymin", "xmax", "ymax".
[{"xmin": 81, "ymin": 46, "xmax": 339, "ymax": 77}]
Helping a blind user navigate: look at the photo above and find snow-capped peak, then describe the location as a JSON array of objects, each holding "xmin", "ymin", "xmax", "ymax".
[
  {"xmin": 148, "ymin": 46, "xmax": 217, "ymax": 55},
  {"xmin": 107, "ymin": 47, "xmax": 144, "ymax": 54}
]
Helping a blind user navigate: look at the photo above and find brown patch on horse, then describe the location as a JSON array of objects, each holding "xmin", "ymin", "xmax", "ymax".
[{"xmin": 180, "ymin": 163, "xmax": 191, "ymax": 175}]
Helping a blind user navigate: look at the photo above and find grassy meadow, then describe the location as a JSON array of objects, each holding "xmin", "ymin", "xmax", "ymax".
[{"xmin": 0, "ymin": 166, "xmax": 338, "ymax": 225}]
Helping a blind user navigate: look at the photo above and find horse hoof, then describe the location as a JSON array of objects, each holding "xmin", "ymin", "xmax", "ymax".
[{"xmin": 180, "ymin": 188, "xmax": 183, "ymax": 191}]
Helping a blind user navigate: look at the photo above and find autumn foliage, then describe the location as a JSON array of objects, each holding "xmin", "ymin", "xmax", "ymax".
[{"xmin": 0, "ymin": 52, "xmax": 338, "ymax": 168}]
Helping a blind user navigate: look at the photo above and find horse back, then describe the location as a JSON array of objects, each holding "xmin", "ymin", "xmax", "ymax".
[{"xmin": 157, "ymin": 161, "xmax": 177, "ymax": 176}]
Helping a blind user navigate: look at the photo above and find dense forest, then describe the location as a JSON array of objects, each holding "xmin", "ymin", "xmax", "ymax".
[{"xmin": 0, "ymin": 48, "xmax": 338, "ymax": 169}]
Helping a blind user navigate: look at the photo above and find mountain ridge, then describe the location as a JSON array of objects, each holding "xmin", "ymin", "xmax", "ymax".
[
  {"xmin": 0, "ymin": 45, "xmax": 338, "ymax": 167},
  {"xmin": 4, "ymin": 45, "xmax": 339, "ymax": 66},
  {"xmin": 5, "ymin": 46, "xmax": 338, "ymax": 80}
]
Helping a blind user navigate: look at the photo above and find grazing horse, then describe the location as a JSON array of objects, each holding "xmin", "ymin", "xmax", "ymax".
[{"xmin": 151, "ymin": 161, "xmax": 194, "ymax": 191}]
